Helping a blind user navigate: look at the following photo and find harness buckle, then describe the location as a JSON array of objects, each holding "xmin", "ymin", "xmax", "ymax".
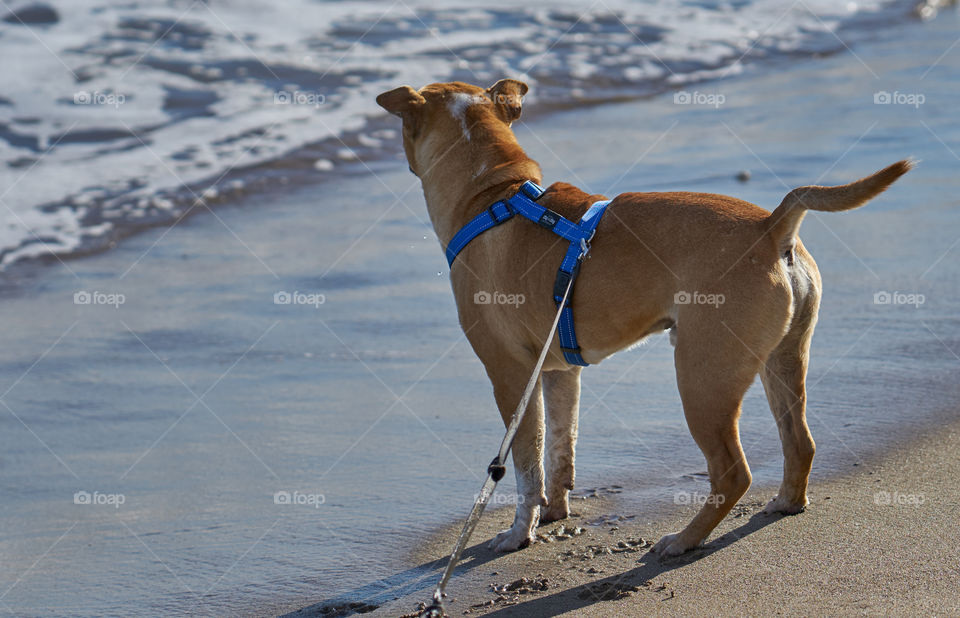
[
  {"xmin": 519, "ymin": 181, "xmax": 545, "ymax": 200},
  {"xmin": 487, "ymin": 201, "xmax": 513, "ymax": 226},
  {"xmin": 578, "ymin": 226, "xmax": 597, "ymax": 259},
  {"xmin": 553, "ymin": 261, "xmax": 581, "ymax": 305},
  {"xmin": 553, "ymin": 270, "xmax": 572, "ymax": 302}
]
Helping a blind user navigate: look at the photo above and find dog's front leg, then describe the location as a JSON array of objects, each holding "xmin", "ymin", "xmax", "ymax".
[
  {"xmin": 541, "ymin": 368, "xmax": 581, "ymax": 523},
  {"xmin": 485, "ymin": 360, "xmax": 547, "ymax": 552}
]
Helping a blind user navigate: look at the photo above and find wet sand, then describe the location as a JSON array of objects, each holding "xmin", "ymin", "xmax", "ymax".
[{"xmin": 370, "ymin": 417, "xmax": 960, "ymax": 617}]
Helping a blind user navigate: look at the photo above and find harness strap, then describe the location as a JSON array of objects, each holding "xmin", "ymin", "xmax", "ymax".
[
  {"xmin": 445, "ymin": 181, "xmax": 610, "ymax": 366},
  {"xmin": 553, "ymin": 199, "xmax": 610, "ymax": 365},
  {"xmin": 447, "ymin": 181, "xmax": 583, "ymax": 266},
  {"xmin": 445, "ymin": 199, "xmax": 516, "ymax": 266}
]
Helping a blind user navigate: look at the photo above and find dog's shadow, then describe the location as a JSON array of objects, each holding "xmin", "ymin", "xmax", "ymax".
[
  {"xmin": 287, "ymin": 511, "xmax": 784, "ymax": 617},
  {"xmin": 480, "ymin": 511, "xmax": 784, "ymax": 617}
]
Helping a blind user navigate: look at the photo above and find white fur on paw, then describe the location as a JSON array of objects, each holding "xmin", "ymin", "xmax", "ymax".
[
  {"xmin": 488, "ymin": 526, "xmax": 533, "ymax": 552},
  {"xmin": 651, "ymin": 532, "xmax": 691, "ymax": 557},
  {"xmin": 762, "ymin": 495, "xmax": 807, "ymax": 515}
]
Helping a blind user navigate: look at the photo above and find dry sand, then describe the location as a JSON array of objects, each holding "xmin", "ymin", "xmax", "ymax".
[{"xmin": 363, "ymin": 420, "xmax": 960, "ymax": 617}]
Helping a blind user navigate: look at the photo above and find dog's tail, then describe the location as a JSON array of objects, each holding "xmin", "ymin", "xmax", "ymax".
[{"xmin": 767, "ymin": 159, "xmax": 914, "ymax": 253}]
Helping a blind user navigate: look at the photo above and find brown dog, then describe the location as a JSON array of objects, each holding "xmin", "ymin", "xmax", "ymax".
[{"xmin": 376, "ymin": 79, "xmax": 911, "ymax": 556}]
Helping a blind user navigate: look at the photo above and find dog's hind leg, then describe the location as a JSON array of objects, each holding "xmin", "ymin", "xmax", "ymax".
[
  {"xmin": 485, "ymin": 358, "xmax": 548, "ymax": 552},
  {"xmin": 761, "ymin": 263, "xmax": 821, "ymax": 515},
  {"xmin": 653, "ymin": 318, "xmax": 765, "ymax": 557},
  {"xmin": 540, "ymin": 368, "xmax": 582, "ymax": 524}
]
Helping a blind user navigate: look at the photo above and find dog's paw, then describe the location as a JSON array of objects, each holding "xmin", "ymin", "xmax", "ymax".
[
  {"xmin": 650, "ymin": 532, "xmax": 695, "ymax": 557},
  {"xmin": 540, "ymin": 501, "xmax": 569, "ymax": 524},
  {"xmin": 487, "ymin": 527, "xmax": 533, "ymax": 552},
  {"xmin": 762, "ymin": 495, "xmax": 807, "ymax": 515}
]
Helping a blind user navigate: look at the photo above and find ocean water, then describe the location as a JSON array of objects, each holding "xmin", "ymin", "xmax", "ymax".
[
  {"xmin": 2, "ymin": 1, "xmax": 960, "ymax": 616},
  {"xmin": 0, "ymin": 0, "xmax": 911, "ymax": 266}
]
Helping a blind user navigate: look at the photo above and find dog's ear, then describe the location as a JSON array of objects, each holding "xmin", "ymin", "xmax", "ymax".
[
  {"xmin": 487, "ymin": 79, "xmax": 528, "ymax": 124},
  {"xmin": 376, "ymin": 86, "xmax": 426, "ymax": 118}
]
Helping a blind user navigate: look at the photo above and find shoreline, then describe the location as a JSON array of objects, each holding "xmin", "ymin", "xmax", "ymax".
[
  {"xmin": 0, "ymin": 2, "xmax": 925, "ymax": 273},
  {"xmin": 291, "ymin": 413, "xmax": 960, "ymax": 617}
]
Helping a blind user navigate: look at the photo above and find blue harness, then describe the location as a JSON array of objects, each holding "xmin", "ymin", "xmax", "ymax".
[{"xmin": 445, "ymin": 181, "xmax": 610, "ymax": 366}]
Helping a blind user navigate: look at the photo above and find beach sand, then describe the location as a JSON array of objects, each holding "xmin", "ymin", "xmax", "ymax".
[{"xmin": 364, "ymin": 419, "xmax": 960, "ymax": 617}]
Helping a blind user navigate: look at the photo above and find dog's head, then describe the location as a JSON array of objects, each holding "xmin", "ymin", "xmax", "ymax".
[{"xmin": 375, "ymin": 79, "xmax": 528, "ymax": 178}]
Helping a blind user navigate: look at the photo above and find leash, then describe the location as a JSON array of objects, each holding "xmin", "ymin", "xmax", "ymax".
[{"xmin": 421, "ymin": 268, "xmax": 578, "ymax": 618}]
